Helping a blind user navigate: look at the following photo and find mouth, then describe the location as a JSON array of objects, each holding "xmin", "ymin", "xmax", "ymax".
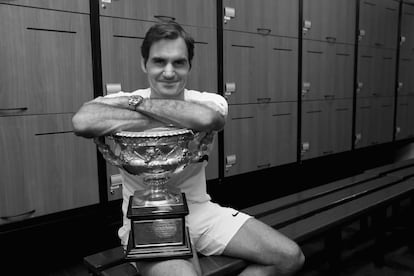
[{"xmin": 160, "ymin": 81, "xmax": 178, "ymax": 87}]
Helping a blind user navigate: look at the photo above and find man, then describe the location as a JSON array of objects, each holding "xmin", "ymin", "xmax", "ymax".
[{"xmin": 72, "ymin": 21, "xmax": 304, "ymax": 276}]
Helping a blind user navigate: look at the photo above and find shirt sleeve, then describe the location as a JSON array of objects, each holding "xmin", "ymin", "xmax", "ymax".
[{"xmin": 185, "ymin": 90, "xmax": 228, "ymax": 118}]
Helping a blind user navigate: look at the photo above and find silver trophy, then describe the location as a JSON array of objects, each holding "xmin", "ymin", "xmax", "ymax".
[{"xmin": 95, "ymin": 126, "xmax": 204, "ymax": 260}]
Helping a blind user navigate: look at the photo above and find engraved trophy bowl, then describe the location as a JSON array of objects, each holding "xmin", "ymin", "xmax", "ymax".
[{"xmin": 94, "ymin": 126, "xmax": 201, "ymax": 260}]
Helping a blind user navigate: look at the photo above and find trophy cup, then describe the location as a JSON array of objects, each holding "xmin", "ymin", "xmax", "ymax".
[{"xmin": 95, "ymin": 127, "xmax": 202, "ymax": 260}]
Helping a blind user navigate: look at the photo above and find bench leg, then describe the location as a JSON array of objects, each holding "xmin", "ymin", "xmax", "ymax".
[
  {"xmin": 325, "ymin": 227, "xmax": 342, "ymax": 274},
  {"xmin": 372, "ymin": 208, "xmax": 387, "ymax": 267},
  {"xmin": 409, "ymin": 195, "xmax": 414, "ymax": 252}
]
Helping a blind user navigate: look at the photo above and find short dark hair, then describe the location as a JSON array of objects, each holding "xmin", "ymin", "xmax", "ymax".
[{"xmin": 141, "ymin": 21, "xmax": 195, "ymax": 67}]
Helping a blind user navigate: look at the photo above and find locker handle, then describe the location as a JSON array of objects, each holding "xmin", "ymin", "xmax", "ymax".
[
  {"xmin": 324, "ymin": 94, "xmax": 335, "ymax": 99},
  {"xmin": 1, "ymin": 209, "xmax": 36, "ymax": 221},
  {"xmin": 257, "ymin": 163, "xmax": 271, "ymax": 169},
  {"xmin": 257, "ymin": 28, "xmax": 271, "ymax": 35},
  {"xmin": 326, "ymin": 36, "xmax": 336, "ymax": 43},
  {"xmin": 154, "ymin": 15, "xmax": 176, "ymax": 22},
  {"xmin": 0, "ymin": 107, "xmax": 28, "ymax": 113},
  {"xmin": 257, "ymin": 97, "xmax": 271, "ymax": 103},
  {"xmin": 322, "ymin": 150, "xmax": 334, "ymax": 155}
]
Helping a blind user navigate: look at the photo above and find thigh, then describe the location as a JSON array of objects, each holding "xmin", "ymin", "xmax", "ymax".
[
  {"xmin": 136, "ymin": 245, "xmax": 201, "ymax": 276},
  {"xmin": 222, "ymin": 218, "xmax": 299, "ymax": 265}
]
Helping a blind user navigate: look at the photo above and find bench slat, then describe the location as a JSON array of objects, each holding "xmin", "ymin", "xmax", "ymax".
[
  {"xmin": 101, "ymin": 263, "xmax": 139, "ymax": 276},
  {"xmin": 279, "ymin": 179, "xmax": 414, "ymax": 242},
  {"xmin": 364, "ymin": 158, "xmax": 414, "ymax": 178}
]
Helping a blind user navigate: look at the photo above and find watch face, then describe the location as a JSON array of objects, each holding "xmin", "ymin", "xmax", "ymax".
[{"xmin": 129, "ymin": 96, "xmax": 143, "ymax": 109}]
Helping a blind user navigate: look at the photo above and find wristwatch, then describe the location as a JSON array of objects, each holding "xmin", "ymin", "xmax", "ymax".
[{"xmin": 128, "ymin": 95, "xmax": 144, "ymax": 111}]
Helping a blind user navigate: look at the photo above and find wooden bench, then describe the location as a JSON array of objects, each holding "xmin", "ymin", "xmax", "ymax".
[{"xmin": 84, "ymin": 158, "xmax": 414, "ymax": 275}]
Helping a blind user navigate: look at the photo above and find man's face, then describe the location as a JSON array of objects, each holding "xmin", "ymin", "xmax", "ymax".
[{"xmin": 142, "ymin": 37, "xmax": 190, "ymax": 99}]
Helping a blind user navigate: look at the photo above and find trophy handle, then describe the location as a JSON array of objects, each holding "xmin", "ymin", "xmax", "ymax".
[
  {"xmin": 94, "ymin": 137, "xmax": 124, "ymax": 167},
  {"xmin": 190, "ymin": 131, "xmax": 213, "ymax": 163}
]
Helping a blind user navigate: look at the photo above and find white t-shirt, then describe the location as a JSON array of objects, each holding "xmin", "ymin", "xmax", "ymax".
[{"xmin": 103, "ymin": 88, "xmax": 228, "ymax": 246}]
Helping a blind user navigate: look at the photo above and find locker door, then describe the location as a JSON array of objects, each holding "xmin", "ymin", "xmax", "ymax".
[
  {"xmin": 266, "ymin": 102, "xmax": 298, "ymax": 167},
  {"xmin": 395, "ymin": 96, "xmax": 411, "ymax": 140},
  {"xmin": 377, "ymin": 49, "xmax": 397, "ymax": 97},
  {"xmin": 329, "ymin": 100, "xmax": 353, "ymax": 154},
  {"xmin": 333, "ymin": 44, "xmax": 355, "ymax": 99},
  {"xmin": 303, "ymin": 0, "xmax": 333, "ymax": 42},
  {"xmin": 359, "ymin": 0, "xmax": 380, "ymax": 47},
  {"xmin": 0, "ymin": 0, "xmax": 89, "ymax": 13},
  {"xmin": 262, "ymin": 36, "xmax": 298, "ymax": 102},
  {"xmin": 355, "ymin": 98, "xmax": 374, "ymax": 148},
  {"xmin": 262, "ymin": 0, "xmax": 298, "ymax": 37},
  {"xmin": 302, "ymin": 41, "xmax": 333, "ymax": 101},
  {"xmin": 379, "ymin": 0, "xmax": 399, "ymax": 49},
  {"xmin": 398, "ymin": 56, "xmax": 414, "ymax": 96},
  {"xmin": 401, "ymin": 3, "xmax": 414, "ymax": 57},
  {"xmin": 301, "ymin": 101, "xmax": 329, "ymax": 159},
  {"xmin": 100, "ymin": 0, "xmax": 216, "ymax": 28},
  {"xmin": 357, "ymin": 46, "xmax": 376, "ymax": 98},
  {"xmin": 223, "ymin": 31, "xmax": 260, "ymax": 104},
  {"xmin": 223, "ymin": 0, "xmax": 298, "ymax": 37},
  {"xmin": 0, "ymin": 5, "xmax": 93, "ymax": 114},
  {"xmin": 224, "ymin": 105, "xmax": 258, "ymax": 176},
  {"xmin": 0, "ymin": 115, "xmax": 99, "ymax": 224},
  {"xmin": 375, "ymin": 97, "xmax": 395, "ymax": 144},
  {"xmin": 303, "ymin": 0, "xmax": 356, "ymax": 44},
  {"xmin": 334, "ymin": 0, "xmax": 357, "ymax": 44}
]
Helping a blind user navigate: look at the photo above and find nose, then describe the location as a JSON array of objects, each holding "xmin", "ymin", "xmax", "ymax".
[{"xmin": 162, "ymin": 64, "xmax": 175, "ymax": 79}]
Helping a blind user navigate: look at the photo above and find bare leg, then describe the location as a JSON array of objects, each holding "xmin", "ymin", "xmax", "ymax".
[
  {"xmin": 223, "ymin": 218, "xmax": 305, "ymax": 276},
  {"xmin": 136, "ymin": 244, "xmax": 202, "ymax": 276}
]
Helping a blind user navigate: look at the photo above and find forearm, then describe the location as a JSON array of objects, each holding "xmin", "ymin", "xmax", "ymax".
[
  {"xmin": 137, "ymin": 98, "xmax": 225, "ymax": 132},
  {"xmin": 72, "ymin": 99, "xmax": 164, "ymax": 138}
]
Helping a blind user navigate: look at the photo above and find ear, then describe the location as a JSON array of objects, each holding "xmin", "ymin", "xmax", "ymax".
[{"xmin": 140, "ymin": 58, "xmax": 147, "ymax": 73}]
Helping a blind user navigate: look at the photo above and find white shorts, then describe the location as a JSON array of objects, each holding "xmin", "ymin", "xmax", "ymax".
[{"xmin": 187, "ymin": 201, "xmax": 251, "ymax": 256}]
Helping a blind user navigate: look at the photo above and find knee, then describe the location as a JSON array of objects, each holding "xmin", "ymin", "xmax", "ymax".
[{"xmin": 279, "ymin": 242, "xmax": 305, "ymax": 274}]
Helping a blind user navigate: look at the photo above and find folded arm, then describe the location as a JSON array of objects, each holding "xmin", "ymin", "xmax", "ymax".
[{"xmin": 72, "ymin": 95, "xmax": 226, "ymax": 138}]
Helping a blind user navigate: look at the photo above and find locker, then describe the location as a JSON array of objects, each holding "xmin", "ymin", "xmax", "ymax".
[
  {"xmin": 0, "ymin": 114, "xmax": 99, "ymax": 225},
  {"xmin": 0, "ymin": 0, "xmax": 89, "ymax": 13},
  {"xmin": 303, "ymin": 0, "xmax": 356, "ymax": 44},
  {"xmin": 224, "ymin": 31, "xmax": 298, "ymax": 104},
  {"xmin": 355, "ymin": 97, "xmax": 395, "ymax": 148},
  {"xmin": 376, "ymin": 49, "xmax": 397, "ymax": 97},
  {"xmin": 400, "ymin": 3, "xmax": 414, "ymax": 57},
  {"xmin": 0, "ymin": 5, "xmax": 93, "ymax": 114},
  {"xmin": 224, "ymin": 103, "xmax": 297, "ymax": 176},
  {"xmin": 302, "ymin": 41, "xmax": 354, "ymax": 101},
  {"xmin": 301, "ymin": 100, "xmax": 352, "ymax": 160},
  {"xmin": 99, "ymin": 0, "xmax": 216, "ymax": 28},
  {"xmin": 222, "ymin": 0, "xmax": 298, "ymax": 37},
  {"xmin": 359, "ymin": 0, "xmax": 399, "ymax": 49},
  {"xmin": 357, "ymin": 47, "xmax": 397, "ymax": 98},
  {"xmin": 398, "ymin": 55, "xmax": 414, "ymax": 96},
  {"xmin": 395, "ymin": 96, "xmax": 414, "ymax": 140}
]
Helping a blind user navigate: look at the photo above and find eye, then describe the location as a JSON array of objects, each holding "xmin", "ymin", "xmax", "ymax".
[
  {"xmin": 152, "ymin": 58, "xmax": 166, "ymax": 66},
  {"xmin": 174, "ymin": 59, "xmax": 188, "ymax": 68}
]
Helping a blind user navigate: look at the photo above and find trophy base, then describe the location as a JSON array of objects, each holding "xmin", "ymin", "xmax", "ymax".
[
  {"xmin": 127, "ymin": 193, "xmax": 189, "ymax": 219},
  {"xmin": 125, "ymin": 227, "xmax": 193, "ymax": 261}
]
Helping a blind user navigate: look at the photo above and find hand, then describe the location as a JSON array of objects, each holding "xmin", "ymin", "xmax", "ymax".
[{"xmin": 91, "ymin": 96, "xmax": 129, "ymax": 107}]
